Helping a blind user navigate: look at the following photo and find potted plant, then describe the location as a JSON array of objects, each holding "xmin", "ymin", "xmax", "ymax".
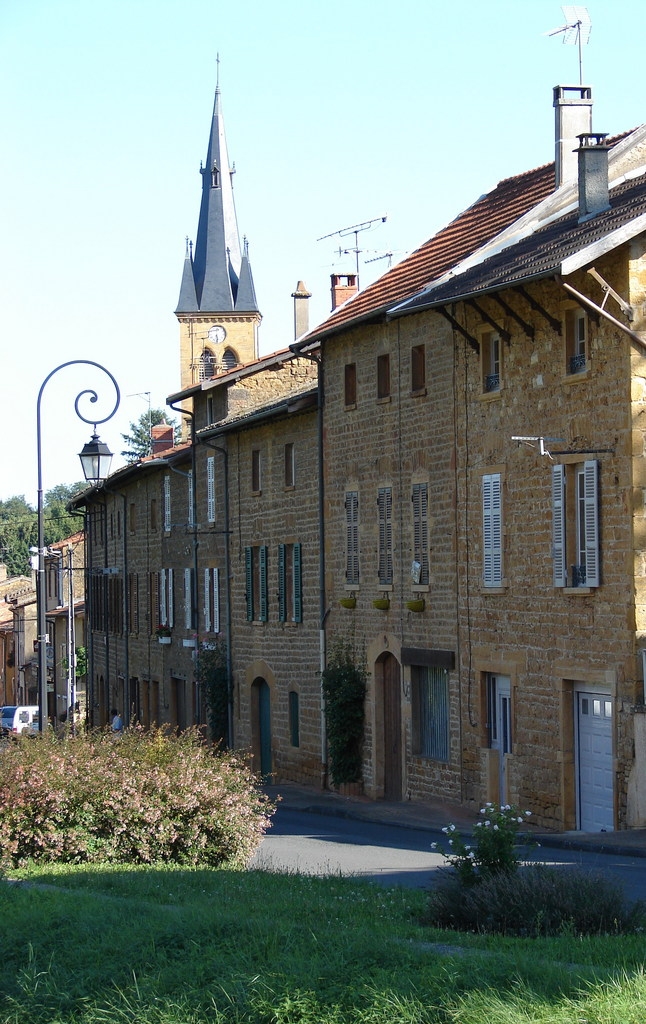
[
  {"xmin": 156, "ymin": 625, "xmax": 172, "ymax": 644},
  {"xmin": 406, "ymin": 598, "xmax": 425, "ymax": 613},
  {"xmin": 339, "ymin": 596, "xmax": 356, "ymax": 609}
]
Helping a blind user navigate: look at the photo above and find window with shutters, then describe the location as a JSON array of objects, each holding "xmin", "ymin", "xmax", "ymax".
[
  {"xmin": 206, "ymin": 456, "xmax": 216, "ymax": 523},
  {"xmin": 203, "ymin": 567, "xmax": 220, "ymax": 633},
  {"xmin": 411, "ymin": 665, "xmax": 449, "ymax": 761},
  {"xmin": 412, "ymin": 483, "xmax": 429, "ymax": 586},
  {"xmin": 345, "ymin": 491, "xmax": 360, "ymax": 585},
  {"xmin": 163, "ymin": 476, "xmax": 171, "ymax": 532},
  {"xmin": 564, "ymin": 306, "xmax": 588, "ymax": 375},
  {"xmin": 411, "ymin": 344, "xmax": 426, "ymax": 394},
  {"xmin": 552, "ymin": 460, "xmax": 599, "ymax": 588},
  {"xmin": 481, "ymin": 330, "xmax": 501, "ymax": 393},
  {"xmin": 251, "ymin": 449, "xmax": 262, "ymax": 494},
  {"xmin": 284, "ymin": 442, "xmax": 295, "ymax": 488},
  {"xmin": 344, "ymin": 363, "xmax": 357, "ymax": 407},
  {"xmin": 149, "ymin": 572, "xmax": 160, "ymax": 634},
  {"xmin": 184, "ymin": 568, "xmax": 195, "ymax": 630},
  {"xmin": 187, "ymin": 471, "xmax": 195, "ymax": 528},
  {"xmin": 482, "ymin": 473, "xmax": 503, "ymax": 587},
  {"xmin": 377, "ymin": 487, "xmax": 393, "ymax": 585},
  {"xmin": 377, "ymin": 353, "xmax": 391, "ymax": 400},
  {"xmin": 245, "ymin": 545, "xmax": 268, "ymax": 621},
  {"xmin": 159, "ymin": 568, "xmax": 174, "ymax": 627},
  {"xmin": 278, "ymin": 542, "xmax": 302, "ymax": 622}
]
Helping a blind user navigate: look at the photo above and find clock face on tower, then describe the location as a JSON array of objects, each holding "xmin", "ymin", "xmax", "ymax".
[{"xmin": 208, "ymin": 324, "xmax": 227, "ymax": 344}]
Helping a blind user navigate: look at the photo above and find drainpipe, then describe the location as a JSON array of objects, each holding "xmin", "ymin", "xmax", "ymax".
[
  {"xmin": 289, "ymin": 344, "xmax": 328, "ymax": 787},
  {"xmin": 198, "ymin": 438, "xmax": 234, "ymax": 748}
]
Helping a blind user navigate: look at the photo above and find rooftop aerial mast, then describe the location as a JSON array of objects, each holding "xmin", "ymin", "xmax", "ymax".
[{"xmin": 546, "ymin": 6, "xmax": 591, "ymax": 85}]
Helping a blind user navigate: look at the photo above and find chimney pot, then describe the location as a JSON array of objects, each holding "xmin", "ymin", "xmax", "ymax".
[
  {"xmin": 151, "ymin": 424, "xmax": 174, "ymax": 454},
  {"xmin": 553, "ymin": 84, "xmax": 593, "ymax": 188},
  {"xmin": 292, "ymin": 280, "xmax": 312, "ymax": 340},
  {"xmin": 577, "ymin": 133, "xmax": 611, "ymax": 222},
  {"xmin": 330, "ymin": 274, "xmax": 358, "ymax": 311}
]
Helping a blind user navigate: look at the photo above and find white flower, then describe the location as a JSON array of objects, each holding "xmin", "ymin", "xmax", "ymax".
[
  {"xmin": 449, "ymin": 823, "xmax": 456, "ymax": 832},
  {"xmin": 474, "ymin": 821, "xmax": 482, "ymax": 828},
  {"xmin": 442, "ymin": 826, "xmax": 449, "ymax": 833},
  {"xmin": 493, "ymin": 824, "xmax": 499, "ymax": 830},
  {"xmin": 480, "ymin": 807, "xmax": 487, "ymax": 814},
  {"xmin": 464, "ymin": 845, "xmax": 471, "ymax": 851},
  {"xmin": 484, "ymin": 820, "xmax": 491, "ymax": 827},
  {"xmin": 448, "ymin": 839, "xmax": 453, "ymax": 846},
  {"xmin": 517, "ymin": 817, "xmax": 523, "ymax": 824},
  {"xmin": 502, "ymin": 804, "xmax": 511, "ymax": 811},
  {"xmin": 525, "ymin": 810, "xmax": 532, "ymax": 817},
  {"xmin": 468, "ymin": 852, "xmax": 475, "ymax": 859},
  {"xmin": 430, "ymin": 842, "xmax": 437, "ymax": 849}
]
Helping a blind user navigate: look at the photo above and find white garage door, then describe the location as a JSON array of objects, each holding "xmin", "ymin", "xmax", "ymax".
[{"xmin": 577, "ymin": 691, "xmax": 613, "ymax": 832}]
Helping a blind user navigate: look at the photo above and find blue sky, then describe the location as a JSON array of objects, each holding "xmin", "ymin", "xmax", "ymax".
[{"xmin": 0, "ymin": 0, "xmax": 643, "ymax": 501}]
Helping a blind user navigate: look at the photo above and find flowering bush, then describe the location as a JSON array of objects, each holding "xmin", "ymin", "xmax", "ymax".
[
  {"xmin": 432, "ymin": 802, "xmax": 531, "ymax": 884},
  {"xmin": 0, "ymin": 727, "xmax": 274, "ymax": 869}
]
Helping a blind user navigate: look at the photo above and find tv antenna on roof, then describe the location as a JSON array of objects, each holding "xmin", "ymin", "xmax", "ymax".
[
  {"xmin": 546, "ymin": 6, "xmax": 591, "ymax": 85},
  {"xmin": 317, "ymin": 215, "xmax": 387, "ymax": 287}
]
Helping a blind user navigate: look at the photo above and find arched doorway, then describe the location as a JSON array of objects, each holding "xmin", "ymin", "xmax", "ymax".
[
  {"xmin": 251, "ymin": 677, "xmax": 272, "ymax": 779},
  {"xmin": 377, "ymin": 652, "xmax": 402, "ymax": 800}
]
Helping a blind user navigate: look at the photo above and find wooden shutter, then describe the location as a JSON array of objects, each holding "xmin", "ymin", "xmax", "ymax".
[
  {"xmin": 482, "ymin": 474, "xmax": 502, "ymax": 587},
  {"xmin": 245, "ymin": 547, "xmax": 254, "ymax": 621},
  {"xmin": 187, "ymin": 471, "xmax": 194, "ymax": 528},
  {"xmin": 552, "ymin": 464, "xmax": 567, "ymax": 587},
  {"xmin": 167, "ymin": 568, "xmax": 174, "ymax": 626},
  {"xmin": 163, "ymin": 476, "xmax": 171, "ymax": 531},
  {"xmin": 160, "ymin": 568, "xmax": 167, "ymax": 626},
  {"xmin": 184, "ymin": 568, "xmax": 192, "ymax": 629},
  {"xmin": 378, "ymin": 487, "xmax": 393, "ymax": 584},
  {"xmin": 212, "ymin": 567, "xmax": 220, "ymax": 634},
  {"xmin": 278, "ymin": 544, "xmax": 286, "ymax": 622},
  {"xmin": 583, "ymin": 460, "xmax": 600, "ymax": 587},
  {"xmin": 293, "ymin": 543, "xmax": 302, "ymax": 623},
  {"xmin": 150, "ymin": 571, "xmax": 160, "ymax": 633},
  {"xmin": 207, "ymin": 457, "xmax": 215, "ymax": 523},
  {"xmin": 259, "ymin": 545, "xmax": 268, "ymax": 622},
  {"xmin": 345, "ymin": 491, "xmax": 359, "ymax": 584},
  {"xmin": 412, "ymin": 483, "xmax": 429, "ymax": 584}
]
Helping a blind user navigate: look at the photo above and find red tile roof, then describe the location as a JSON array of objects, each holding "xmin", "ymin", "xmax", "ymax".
[{"xmin": 305, "ymin": 162, "xmax": 556, "ymax": 340}]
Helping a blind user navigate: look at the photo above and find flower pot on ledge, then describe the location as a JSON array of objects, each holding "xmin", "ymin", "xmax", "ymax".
[
  {"xmin": 158, "ymin": 636, "xmax": 171, "ymax": 645},
  {"xmin": 406, "ymin": 598, "xmax": 425, "ymax": 613},
  {"xmin": 339, "ymin": 596, "xmax": 356, "ymax": 609},
  {"xmin": 182, "ymin": 638, "xmax": 197, "ymax": 648},
  {"xmin": 372, "ymin": 597, "xmax": 390, "ymax": 610}
]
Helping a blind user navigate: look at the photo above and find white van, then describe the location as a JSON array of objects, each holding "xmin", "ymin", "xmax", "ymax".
[{"xmin": 2, "ymin": 705, "xmax": 40, "ymax": 737}]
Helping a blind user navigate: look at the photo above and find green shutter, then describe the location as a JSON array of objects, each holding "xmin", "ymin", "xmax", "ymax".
[
  {"xmin": 293, "ymin": 543, "xmax": 302, "ymax": 623},
  {"xmin": 260, "ymin": 545, "xmax": 268, "ymax": 622},
  {"xmin": 245, "ymin": 547, "xmax": 254, "ymax": 621},
  {"xmin": 278, "ymin": 544, "xmax": 286, "ymax": 622}
]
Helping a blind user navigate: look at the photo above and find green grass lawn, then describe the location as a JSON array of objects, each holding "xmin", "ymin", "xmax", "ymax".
[{"xmin": 1, "ymin": 862, "xmax": 646, "ymax": 1023}]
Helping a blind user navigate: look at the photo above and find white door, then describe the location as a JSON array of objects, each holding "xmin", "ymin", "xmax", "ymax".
[
  {"xmin": 577, "ymin": 691, "xmax": 613, "ymax": 832},
  {"xmin": 488, "ymin": 675, "xmax": 512, "ymax": 804}
]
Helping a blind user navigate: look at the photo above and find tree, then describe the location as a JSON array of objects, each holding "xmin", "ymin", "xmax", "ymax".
[
  {"xmin": 0, "ymin": 484, "xmax": 85, "ymax": 577},
  {"xmin": 120, "ymin": 409, "xmax": 180, "ymax": 462}
]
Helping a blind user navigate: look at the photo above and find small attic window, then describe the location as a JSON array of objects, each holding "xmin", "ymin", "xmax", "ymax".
[{"xmin": 211, "ymin": 162, "xmax": 220, "ymax": 187}]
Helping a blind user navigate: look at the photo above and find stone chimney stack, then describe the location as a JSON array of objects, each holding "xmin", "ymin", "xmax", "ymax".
[
  {"xmin": 330, "ymin": 273, "xmax": 358, "ymax": 311},
  {"xmin": 292, "ymin": 280, "xmax": 312, "ymax": 339},
  {"xmin": 151, "ymin": 424, "xmax": 174, "ymax": 454},
  {"xmin": 553, "ymin": 85, "xmax": 593, "ymax": 188},
  {"xmin": 577, "ymin": 133, "xmax": 611, "ymax": 222}
]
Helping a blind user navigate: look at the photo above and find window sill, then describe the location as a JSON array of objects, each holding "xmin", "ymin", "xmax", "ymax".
[
  {"xmin": 344, "ymin": 403, "xmax": 357, "ymax": 411},
  {"xmin": 284, "ymin": 485, "xmax": 295, "ymax": 492},
  {"xmin": 562, "ymin": 586, "xmax": 593, "ymax": 596},
  {"xmin": 251, "ymin": 490, "xmax": 262, "ymax": 497},
  {"xmin": 562, "ymin": 367, "xmax": 590, "ymax": 385},
  {"xmin": 480, "ymin": 582, "xmax": 509, "ymax": 594},
  {"xmin": 411, "ymin": 584, "xmax": 430, "ymax": 593},
  {"xmin": 377, "ymin": 584, "xmax": 394, "ymax": 592},
  {"xmin": 478, "ymin": 388, "xmax": 503, "ymax": 403},
  {"xmin": 345, "ymin": 584, "xmax": 360, "ymax": 592},
  {"xmin": 376, "ymin": 395, "xmax": 392, "ymax": 405},
  {"xmin": 410, "ymin": 387, "xmax": 427, "ymax": 398}
]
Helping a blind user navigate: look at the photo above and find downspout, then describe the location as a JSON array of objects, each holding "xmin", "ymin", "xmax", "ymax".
[
  {"xmin": 289, "ymin": 345, "xmax": 328, "ymax": 787},
  {"xmin": 168, "ymin": 400, "xmax": 200, "ymax": 722},
  {"xmin": 198, "ymin": 438, "xmax": 234, "ymax": 747}
]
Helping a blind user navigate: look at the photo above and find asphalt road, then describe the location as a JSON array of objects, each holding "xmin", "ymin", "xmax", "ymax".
[{"xmin": 251, "ymin": 806, "xmax": 646, "ymax": 903}]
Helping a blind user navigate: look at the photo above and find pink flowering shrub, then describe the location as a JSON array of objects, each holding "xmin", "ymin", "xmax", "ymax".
[{"xmin": 0, "ymin": 728, "xmax": 274, "ymax": 868}]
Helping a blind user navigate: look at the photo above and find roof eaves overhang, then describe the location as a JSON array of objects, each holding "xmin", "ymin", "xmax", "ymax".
[
  {"xmin": 387, "ymin": 267, "xmax": 558, "ymax": 317},
  {"xmin": 293, "ymin": 304, "xmax": 393, "ymax": 349},
  {"xmin": 198, "ymin": 388, "xmax": 318, "ymax": 440}
]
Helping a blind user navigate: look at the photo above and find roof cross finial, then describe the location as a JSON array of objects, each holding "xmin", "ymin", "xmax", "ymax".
[{"xmin": 216, "ymin": 52, "xmax": 220, "ymax": 89}]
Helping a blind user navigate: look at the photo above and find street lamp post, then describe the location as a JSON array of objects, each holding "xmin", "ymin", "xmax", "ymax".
[{"xmin": 36, "ymin": 361, "xmax": 120, "ymax": 732}]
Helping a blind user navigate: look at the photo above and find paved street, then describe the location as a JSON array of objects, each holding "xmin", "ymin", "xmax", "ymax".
[{"xmin": 251, "ymin": 806, "xmax": 646, "ymax": 903}]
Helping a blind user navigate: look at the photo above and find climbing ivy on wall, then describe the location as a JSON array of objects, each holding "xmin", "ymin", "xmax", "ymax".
[
  {"xmin": 322, "ymin": 637, "xmax": 367, "ymax": 786},
  {"xmin": 196, "ymin": 640, "xmax": 229, "ymax": 747}
]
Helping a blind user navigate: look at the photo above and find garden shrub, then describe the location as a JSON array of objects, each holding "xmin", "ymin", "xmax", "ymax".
[
  {"xmin": 425, "ymin": 863, "xmax": 644, "ymax": 936},
  {"xmin": 0, "ymin": 727, "xmax": 274, "ymax": 869},
  {"xmin": 196, "ymin": 639, "xmax": 229, "ymax": 746},
  {"xmin": 321, "ymin": 637, "xmax": 367, "ymax": 786},
  {"xmin": 432, "ymin": 802, "xmax": 531, "ymax": 884}
]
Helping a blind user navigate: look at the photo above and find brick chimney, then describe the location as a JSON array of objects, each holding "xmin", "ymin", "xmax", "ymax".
[
  {"xmin": 151, "ymin": 424, "xmax": 174, "ymax": 454},
  {"xmin": 553, "ymin": 85, "xmax": 593, "ymax": 188},
  {"xmin": 577, "ymin": 133, "xmax": 611, "ymax": 222},
  {"xmin": 330, "ymin": 274, "xmax": 358, "ymax": 311},
  {"xmin": 292, "ymin": 280, "xmax": 312, "ymax": 339}
]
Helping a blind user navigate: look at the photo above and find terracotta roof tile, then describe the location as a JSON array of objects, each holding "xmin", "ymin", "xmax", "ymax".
[{"xmin": 306, "ymin": 162, "xmax": 556, "ymax": 339}]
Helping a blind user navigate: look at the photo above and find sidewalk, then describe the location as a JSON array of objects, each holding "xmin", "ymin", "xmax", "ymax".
[{"xmin": 265, "ymin": 782, "xmax": 646, "ymax": 859}]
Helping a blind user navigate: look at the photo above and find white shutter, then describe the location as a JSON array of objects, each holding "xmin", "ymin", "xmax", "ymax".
[
  {"xmin": 212, "ymin": 568, "xmax": 220, "ymax": 634},
  {"xmin": 167, "ymin": 568, "xmax": 174, "ymax": 626},
  {"xmin": 483, "ymin": 474, "xmax": 502, "ymax": 587},
  {"xmin": 187, "ymin": 470, "xmax": 194, "ymax": 528},
  {"xmin": 163, "ymin": 476, "xmax": 171, "ymax": 531},
  {"xmin": 552, "ymin": 464, "xmax": 567, "ymax": 587},
  {"xmin": 204, "ymin": 567, "xmax": 211, "ymax": 632},
  {"xmin": 584, "ymin": 460, "xmax": 600, "ymax": 587},
  {"xmin": 207, "ymin": 457, "xmax": 215, "ymax": 523},
  {"xmin": 184, "ymin": 568, "xmax": 192, "ymax": 629},
  {"xmin": 160, "ymin": 569, "xmax": 167, "ymax": 626}
]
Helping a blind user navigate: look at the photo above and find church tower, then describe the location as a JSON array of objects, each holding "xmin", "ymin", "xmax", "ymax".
[{"xmin": 176, "ymin": 78, "xmax": 261, "ymax": 390}]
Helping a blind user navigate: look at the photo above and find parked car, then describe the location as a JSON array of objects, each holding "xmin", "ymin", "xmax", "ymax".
[{"xmin": 1, "ymin": 705, "xmax": 39, "ymax": 737}]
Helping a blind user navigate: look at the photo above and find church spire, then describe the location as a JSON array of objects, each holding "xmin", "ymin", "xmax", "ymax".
[{"xmin": 176, "ymin": 76, "xmax": 258, "ymax": 315}]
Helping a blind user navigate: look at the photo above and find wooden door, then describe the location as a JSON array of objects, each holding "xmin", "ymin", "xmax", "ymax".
[{"xmin": 382, "ymin": 654, "xmax": 402, "ymax": 800}]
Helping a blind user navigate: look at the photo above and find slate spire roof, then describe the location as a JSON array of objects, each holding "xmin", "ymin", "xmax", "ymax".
[{"xmin": 176, "ymin": 84, "xmax": 258, "ymax": 314}]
